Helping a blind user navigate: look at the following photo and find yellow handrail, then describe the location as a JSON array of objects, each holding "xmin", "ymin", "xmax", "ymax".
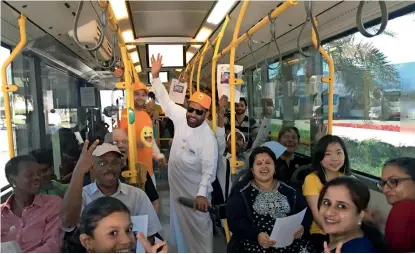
[
  {"xmin": 117, "ymin": 45, "xmax": 138, "ymax": 184},
  {"xmin": 189, "ymin": 57, "xmax": 198, "ymax": 94},
  {"xmin": 104, "ymin": 0, "xmax": 138, "ymax": 184},
  {"xmin": 229, "ymin": 1, "xmax": 250, "ymax": 176},
  {"xmin": 211, "ymin": 15, "xmax": 230, "ymax": 133},
  {"xmin": 196, "ymin": 42, "xmax": 210, "ymax": 92},
  {"xmin": 2, "ymin": 14, "xmax": 27, "ymax": 158},
  {"xmin": 312, "ymin": 20, "xmax": 334, "ymax": 134}
]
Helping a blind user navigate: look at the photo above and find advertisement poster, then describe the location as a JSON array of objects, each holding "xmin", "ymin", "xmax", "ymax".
[{"xmin": 217, "ymin": 64, "xmax": 243, "ymax": 103}]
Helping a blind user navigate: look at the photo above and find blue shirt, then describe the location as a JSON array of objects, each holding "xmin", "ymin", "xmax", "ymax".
[{"xmin": 341, "ymin": 236, "xmax": 376, "ymax": 253}]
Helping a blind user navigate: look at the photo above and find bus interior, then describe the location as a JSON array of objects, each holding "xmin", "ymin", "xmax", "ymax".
[{"xmin": 1, "ymin": 0, "xmax": 415, "ymax": 252}]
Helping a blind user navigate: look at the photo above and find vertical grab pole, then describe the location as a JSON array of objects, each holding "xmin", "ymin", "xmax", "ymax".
[
  {"xmin": 312, "ymin": 20, "xmax": 334, "ymax": 134},
  {"xmin": 229, "ymin": 1, "xmax": 250, "ymax": 176},
  {"xmin": 197, "ymin": 43, "xmax": 210, "ymax": 93},
  {"xmin": 117, "ymin": 45, "xmax": 138, "ymax": 184},
  {"xmin": 1, "ymin": 14, "xmax": 26, "ymax": 158},
  {"xmin": 211, "ymin": 16, "xmax": 230, "ymax": 133}
]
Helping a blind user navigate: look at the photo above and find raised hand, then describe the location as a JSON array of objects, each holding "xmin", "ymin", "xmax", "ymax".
[
  {"xmin": 74, "ymin": 140, "xmax": 100, "ymax": 175},
  {"xmin": 315, "ymin": 123, "xmax": 328, "ymax": 142},
  {"xmin": 151, "ymin": 54, "xmax": 163, "ymax": 79},
  {"xmin": 137, "ymin": 232, "xmax": 168, "ymax": 253},
  {"xmin": 218, "ymin": 95, "xmax": 229, "ymax": 112}
]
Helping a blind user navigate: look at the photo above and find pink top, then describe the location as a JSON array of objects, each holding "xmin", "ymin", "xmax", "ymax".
[{"xmin": 1, "ymin": 194, "xmax": 63, "ymax": 253}]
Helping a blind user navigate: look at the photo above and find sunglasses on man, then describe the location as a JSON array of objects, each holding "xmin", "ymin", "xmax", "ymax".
[{"xmin": 187, "ymin": 106, "xmax": 206, "ymax": 116}]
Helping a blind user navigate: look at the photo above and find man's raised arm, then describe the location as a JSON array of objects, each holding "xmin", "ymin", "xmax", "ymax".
[{"xmin": 150, "ymin": 54, "xmax": 186, "ymax": 123}]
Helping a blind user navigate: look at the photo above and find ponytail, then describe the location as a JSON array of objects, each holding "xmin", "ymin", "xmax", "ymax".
[{"xmin": 61, "ymin": 228, "xmax": 86, "ymax": 253}]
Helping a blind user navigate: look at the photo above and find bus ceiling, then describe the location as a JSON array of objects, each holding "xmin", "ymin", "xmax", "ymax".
[{"xmin": 1, "ymin": 1, "xmax": 414, "ymax": 80}]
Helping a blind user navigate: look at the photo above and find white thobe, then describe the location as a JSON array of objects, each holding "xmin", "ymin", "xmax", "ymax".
[
  {"xmin": 215, "ymin": 117, "xmax": 272, "ymax": 201},
  {"xmin": 151, "ymin": 78, "xmax": 218, "ymax": 253}
]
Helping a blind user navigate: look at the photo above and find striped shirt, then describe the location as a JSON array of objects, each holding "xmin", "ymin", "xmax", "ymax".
[{"xmin": 224, "ymin": 113, "xmax": 259, "ymax": 148}]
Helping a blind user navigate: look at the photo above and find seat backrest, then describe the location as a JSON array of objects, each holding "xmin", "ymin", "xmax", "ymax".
[{"xmin": 291, "ymin": 164, "xmax": 313, "ymax": 186}]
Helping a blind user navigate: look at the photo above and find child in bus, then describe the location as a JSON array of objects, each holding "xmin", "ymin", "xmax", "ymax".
[
  {"xmin": 319, "ymin": 176, "xmax": 389, "ymax": 253},
  {"xmin": 30, "ymin": 149, "xmax": 68, "ymax": 198},
  {"xmin": 62, "ymin": 196, "xmax": 167, "ymax": 253},
  {"xmin": 1, "ymin": 155, "xmax": 63, "ymax": 252},
  {"xmin": 378, "ymin": 157, "xmax": 415, "ymax": 252},
  {"xmin": 302, "ymin": 135, "xmax": 352, "ymax": 252}
]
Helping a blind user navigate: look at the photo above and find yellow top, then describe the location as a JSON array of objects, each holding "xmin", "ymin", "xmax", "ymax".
[{"xmin": 302, "ymin": 172, "xmax": 326, "ymax": 235}]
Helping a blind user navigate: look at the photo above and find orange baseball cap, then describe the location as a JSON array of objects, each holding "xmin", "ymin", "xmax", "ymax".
[
  {"xmin": 189, "ymin": 91, "xmax": 211, "ymax": 110},
  {"xmin": 133, "ymin": 82, "xmax": 149, "ymax": 93}
]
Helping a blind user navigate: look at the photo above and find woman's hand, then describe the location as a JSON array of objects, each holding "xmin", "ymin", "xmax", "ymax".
[
  {"xmin": 293, "ymin": 225, "xmax": 304, "ymax": 239},
  {"xmin": 258, "ymin": 232, "xmax": 276, "ymax": 249},
  {"xmin": 323, "ymin": 241, "xmax": 343, "ymax": 253},
  {"xmin": 137, "ymin": 233, "xmax": 168, "ymax": 253}
]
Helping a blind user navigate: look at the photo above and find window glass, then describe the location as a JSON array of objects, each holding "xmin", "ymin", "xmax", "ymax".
[
  {"xmin": 323, "ymin": 13, "xmax": 415, "ymax": 176},
  {"xmin": 0, "ymin": 45, "xmax": 12, "ymax": 188}
]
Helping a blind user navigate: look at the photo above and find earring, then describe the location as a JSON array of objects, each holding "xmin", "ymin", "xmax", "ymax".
[{"xmin": 358, "ymin": 220, "xmax": 362, "ymax": 225}]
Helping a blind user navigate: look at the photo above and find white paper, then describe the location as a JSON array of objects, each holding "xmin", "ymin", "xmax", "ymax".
[
  {"xmin": 1, "ymin": 241, "xmax": 21, "ymax": 253},
  {"xmin": 270, "ymin": 208, "xmax": 307, "ymax": 248},
  {"xmin": 80, "ymin": 87, "xmax": 96, "ymax": 107},
  {"xmin": 169, "ymin": 79, "xmax": 188, "ymax": 104},
  {"xmin": 132, "ymin": 215, "xmax": 148, "ymax": 253},
  {"xmin": 217, "ymin": 64, "xmax": 243, "ymax": 103}
]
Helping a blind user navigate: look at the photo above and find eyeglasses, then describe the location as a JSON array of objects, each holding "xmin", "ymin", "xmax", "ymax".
[
  {"xmin": 98, "ymin": 159, "xmax": 122, "ymax": 169},
  {"xmin": 112, "ymin": 140, "xmax": 128, "ymax": 146},
  {"xmin": 187, "ymin": 107, "xmax": 205, "ymax": 116},
  {"xmin": 377, "ymin": 177, "xmax": 412, "ymax": 191}
]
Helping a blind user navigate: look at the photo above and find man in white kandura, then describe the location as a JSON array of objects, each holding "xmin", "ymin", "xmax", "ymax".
[{"xmin": 150, "ymin": 54, "xmax": 218, "ymax": 253}]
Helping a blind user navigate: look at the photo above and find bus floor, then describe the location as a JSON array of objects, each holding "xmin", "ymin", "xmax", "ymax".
[{"xmin": 157, "ymin": 179, "xmax": 227, "ymax": 253}]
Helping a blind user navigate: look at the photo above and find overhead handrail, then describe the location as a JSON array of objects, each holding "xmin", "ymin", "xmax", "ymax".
[
  {"xmin": 73, "ymin": 1, "xmax": 107, "ymax": 51},
  {"xmin": 2, "ymin": 14, "xmax": 26, "ymax": 158},
  {"xmin": 212, "ymin": 0, "xmax": 298, "ymax": 62},
  {"xmin": 356, "ymin": 1, "xmax": 388, "ymax": 38},
  {"xmin": 211, "ymin": 15, "xmax": 230, "ymax": 133},
  {"xmin": 311, "ymin": 19, "xmax": 334, "ymax": 134},
  {"xmin": 297, "ymin": 0, "xmax": 321, "ymax": 57}
]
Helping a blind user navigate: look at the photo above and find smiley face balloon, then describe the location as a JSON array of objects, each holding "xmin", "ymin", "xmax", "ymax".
[{"xmin": 140, "ymin": 126, "xmax": 153, "ymax": 147}]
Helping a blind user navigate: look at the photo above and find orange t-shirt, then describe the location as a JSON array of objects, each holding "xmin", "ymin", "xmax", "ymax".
[{"xmin": 119, "ymin": 109, "xmax": 154, "ymax": 176}]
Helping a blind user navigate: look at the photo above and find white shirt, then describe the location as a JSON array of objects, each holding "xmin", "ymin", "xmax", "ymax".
[
  {"xmin": 82, "ymin": 182, "xmax": 162, "ymax": 236},
  {"xmin": 151, "ymin": 77, "xmax": 218, "ymax": 197}
]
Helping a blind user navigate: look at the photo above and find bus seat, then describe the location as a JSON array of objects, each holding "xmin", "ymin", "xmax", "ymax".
[{"xmin": 291, "ymin": 164, "xmax": 313, "ymax": 186}]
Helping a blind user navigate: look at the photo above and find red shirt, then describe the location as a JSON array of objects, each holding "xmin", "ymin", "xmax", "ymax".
[
  {"xmin": 385, "ymin": 200, "xmax": 415, "ymax": 252},
  {"xmin": 1, "ymin": 194, "xmax": 63, "ymax": 252}
]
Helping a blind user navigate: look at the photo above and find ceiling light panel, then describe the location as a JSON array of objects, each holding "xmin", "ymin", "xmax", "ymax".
[
  {"xmin": 195, "ymin": 27, "xmax": 212, "ymax": 42},
  {"xmin": 109, "ymin": 0, "xmax": 129, "ymax": 20},
  {"xmin": 207, "ymin": 0, "xmax": 237, "ymax": 25}
]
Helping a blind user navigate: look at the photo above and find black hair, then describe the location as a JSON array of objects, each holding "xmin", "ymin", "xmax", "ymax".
[
  {"xmin": 58, "ymin": 128, "xmax": 81, "ymax": 158},
  {"xmin": 5, "ymin": 155, "xmax": 37, "ymax": 184},
  {"xmin": 29, "ymin": 149, "xmax": 54, "ymax": 167},
  {"xmin": 62, "ymin": 197, "xmax": 131, "ymax": 253},
  {"xmin": 244, "ymin": 146, "xmax": 280, "ymax": 181},
  {"xmin": 383, "ymin": 157, "xmax": 415, "ymax": 181},
  {"xmin": 148, "ymin": 92, "xmax": 155, "ymax": 100},
  {"xmin": 318, "ymin": 177, "xmax": 389, "ymax": 253},
  {"xmin": 238, "ymin": 97, "xmax": 247, "ymax": 106},
  {"xmin": 312, "ymin": 135, "xmax": 351, "ymax": 184},
  {"xmin": 277, "ymin": 126, "xmax": 301, "ymax": 141}
]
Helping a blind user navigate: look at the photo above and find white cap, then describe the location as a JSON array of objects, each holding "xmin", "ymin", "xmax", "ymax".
[
  {"xmin": 226, "ymin": 129, "xmax": 246, "ymax": 144},
  {"xmin": 92, "ymin": 143, "xmax": 123, "ymax": 157}
]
